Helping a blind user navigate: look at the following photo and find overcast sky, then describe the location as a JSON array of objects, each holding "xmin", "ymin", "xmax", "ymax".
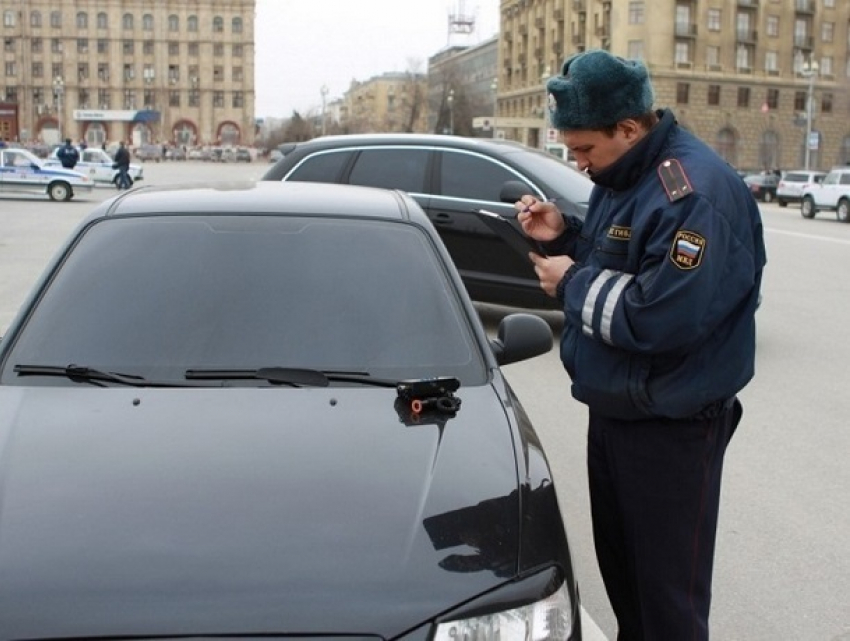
[{"xmin": 254, "ymin": 0, "xmax": 499, "ymax": 118}]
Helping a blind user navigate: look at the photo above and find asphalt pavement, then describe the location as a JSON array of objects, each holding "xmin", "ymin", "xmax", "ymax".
[{"xmin": 3, "ymin": 163, "xmax": 850, "ymax": 640}]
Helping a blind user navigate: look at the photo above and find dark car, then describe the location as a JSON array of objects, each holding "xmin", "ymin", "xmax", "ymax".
[
  {"xmin": 263, "ymin": 133, "xmax": 594, "ymax": 310},
  {"xmin": 0, "ymin": 181, "xmax": 582, "ymax": 639},
  {"xmin": 743, "ymin": 172, "xmax": 780, "ymax": 203}
]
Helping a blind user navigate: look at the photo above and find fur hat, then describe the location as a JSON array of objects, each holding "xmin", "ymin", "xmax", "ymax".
[{"xmin": 546, "ymin": 50, "xmax": 655, "ymax": 130}]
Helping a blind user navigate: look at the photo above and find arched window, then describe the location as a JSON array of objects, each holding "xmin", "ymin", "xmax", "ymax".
[
  {"xmin": 4, "ymin": 10, "xmax": 17, "ymax": 27},
  {"xmin": 232, "ymin": 17, "xmax": 243, "ymax": 33},
  {"xmin": 30, "ymin": 11, "xmax": 41, "ymax": 28},
  {"xmin": 122, "ymin": 13, "xmax": 134, "ymax": 30},
  {"xmin": 97, "ymin": 12, "xmax": 107, "ymax": 29},
  {"xmin": 715, "ymin": 127, "xmax": 738, "ymax": 167},
  {"xmin": 213, "ymin": 16, "xmax": 224, "ymax": 32},
  {"xmin": 50, "ymin": 11, "xmax": 62, "ymax": 28},
  {"xmin": 187, "ymin": 15, "xmax": 198, "ymax": 32},
  {"xmin": 168, "ymin": 15, "xmax": 179, "ymax": 31},
  {"xmin": 758, "ymin": 130, "xmax": 780, "ymax": 170},
  {"xmin": 143, "ymin": 14, "xmax": 154, "ymax": 31},
  {"xmin": 173, "ymin": 120, "xmax": 198, "ymax": 146},
  {"xmin": 219, "ymin": 122, "xmax": 241, "ymax": 146},
  {"xmin": 76, "ymin": 12, "xmax": 88, "ymax": 29}
]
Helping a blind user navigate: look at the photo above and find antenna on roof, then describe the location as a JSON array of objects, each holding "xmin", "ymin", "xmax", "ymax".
[{"xmin": 447, "ymin": 0, "xmax": 476, "ymax": 47}]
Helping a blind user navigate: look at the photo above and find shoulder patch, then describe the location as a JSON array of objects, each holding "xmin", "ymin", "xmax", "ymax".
[
  {"xmin": 658, "ymin": 159, "xmax": 694, "ymax": 202},
  {"xmin": 669, "ymin": 230, "xmax": 706, "ymax": 270}
]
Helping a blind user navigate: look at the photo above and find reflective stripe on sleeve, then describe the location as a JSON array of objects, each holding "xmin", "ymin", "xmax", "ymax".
[
  {"xmin": 600, "ymin": 273, "xmax": 634, "ymax": 345},
  {"xmin": 582, "ymin": 269, "xmax": 618, "ymax": 338}
]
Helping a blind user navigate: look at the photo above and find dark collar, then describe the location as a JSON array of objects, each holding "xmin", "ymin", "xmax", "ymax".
[{"xmin": 590, "ymin": 109, "xmax": 676, "ymax": 192}]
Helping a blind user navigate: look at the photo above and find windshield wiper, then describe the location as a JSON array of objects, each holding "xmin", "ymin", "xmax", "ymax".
[
  {"xmin": 14, "ymin": 364, "xmax": 154, "ymax": 387},
  {"xmin": 184, "ymin": 367, "xmax": 399, "ymax": 388}
]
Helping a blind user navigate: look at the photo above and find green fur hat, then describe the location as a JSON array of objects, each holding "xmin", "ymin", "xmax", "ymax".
[{"xmin": 546, "ymin": 50, "xmax": 655, "ymax": 130}]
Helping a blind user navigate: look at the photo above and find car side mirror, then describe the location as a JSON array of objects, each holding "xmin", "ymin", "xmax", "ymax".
[
  {"xmin": 499, "ymin": 180, "xmax": 536, "ymax": 204},
  {"xmin": 490, "ymin": 313, "xmax": 553, "ymax": 366}
]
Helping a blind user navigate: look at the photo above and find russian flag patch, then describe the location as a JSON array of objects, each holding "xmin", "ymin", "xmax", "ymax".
[{"xmin": 670, "ymin": 230, "xmax": 706, "ymax": 270}]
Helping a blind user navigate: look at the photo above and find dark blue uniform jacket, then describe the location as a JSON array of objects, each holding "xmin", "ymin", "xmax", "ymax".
[{"xmin": 548, "ymin": 109, "xmax": 767, "ymax": 420}]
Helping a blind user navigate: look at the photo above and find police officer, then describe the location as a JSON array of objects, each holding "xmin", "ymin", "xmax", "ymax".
[
  {"xmin": 56, "ymin": 138, "xmax": 79, "ymax": 169},
  {"xmin": 516, "ymin": 50, "xmax": 766, "ymax": 640}
]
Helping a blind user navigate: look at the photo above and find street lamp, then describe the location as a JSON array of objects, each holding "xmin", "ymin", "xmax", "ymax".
[
  {"xmin": 320, "ymin": 84, "xmax": 329, "ymax": 136},
  {"xmin": 490, "ymin": 78, "xmax": 498, "ymax": 139},
  {"xmin": 447, "ymin": 89, "xmax": 454, "ymax": 135},
  {"xmin": 801, "ymin": 58, "xmax": 819, "ymax": 170},
  {"xmin": 52, "ymin": 76, "xmax": 64, "ymax": 142}
]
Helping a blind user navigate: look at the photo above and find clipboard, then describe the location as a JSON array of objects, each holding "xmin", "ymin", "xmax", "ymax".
[{"xmin": 474, "ymin": 208, "xmax": 545, "ymax": 261}]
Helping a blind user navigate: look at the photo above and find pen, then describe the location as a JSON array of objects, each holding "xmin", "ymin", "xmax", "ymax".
[{"xmin": 522, "ymin": 197, "xmax": 554, "ymax": 213}]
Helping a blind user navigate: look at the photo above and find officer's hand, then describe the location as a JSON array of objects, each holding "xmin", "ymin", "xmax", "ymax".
[
  {"xmin": 515, "ymin": 196, "xmax": 566, "ymax": 242},
  {"xmin": 529, "ymin": 253, "xmax": 575, "ymax": 298}
]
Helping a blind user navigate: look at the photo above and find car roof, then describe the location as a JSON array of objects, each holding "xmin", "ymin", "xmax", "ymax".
[
  {"xmin": 279, "ymin": 132, "xmax": 537, "ymax": 155},
  {"xmin": 92, "ymin": 180, "xmax": 424, "ymax": 223}
]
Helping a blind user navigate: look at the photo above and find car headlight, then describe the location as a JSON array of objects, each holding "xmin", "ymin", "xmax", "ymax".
[{"xmin": 433, "ymin": 580, "xmax": 574, "ymax": 641}]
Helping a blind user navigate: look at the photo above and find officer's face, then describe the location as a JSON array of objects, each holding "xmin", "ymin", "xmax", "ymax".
[{"xmin": 562, "ymin": 120, "xmax": 646, "ymax": 177}]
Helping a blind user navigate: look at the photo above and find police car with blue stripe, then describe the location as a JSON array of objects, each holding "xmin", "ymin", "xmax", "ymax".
[
  {"xmin": 45, "ymin": 147, "xmax": 144, "ymax": 187},
  {"xmin": 0, "ymin": 147, "xmax": 94, "ymax": 201}
]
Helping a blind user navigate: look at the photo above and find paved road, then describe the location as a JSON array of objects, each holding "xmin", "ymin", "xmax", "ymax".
[{"xmin": 3, "ymin": 165, "xmax": 850, "ymax": 640}]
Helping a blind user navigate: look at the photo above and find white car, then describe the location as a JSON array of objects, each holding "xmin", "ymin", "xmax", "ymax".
[
  {"xmin": 0, "ymin": 147, "xmax": 94, "ymax": 201},
  {"xmin": 801, "ymin": 167, "xmax": 850, "ymax": 222},
  {"xmin": 45, "ymin": 147, "xmax": 144, "ymax": 186},
  {"xmin": 776, "ymin": 169, "xmax": 825, "ymax": 208}
]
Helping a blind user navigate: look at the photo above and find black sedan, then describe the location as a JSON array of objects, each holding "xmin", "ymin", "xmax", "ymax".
[
  {"xmin": 743, "ymin": 172, "xmax": 780, "ymax": 203},
  {"xmin": 263, "ymin": 133, "xmax": 594, "ymax": 310},
  {"xmin": 0, "ymin": 181, "xmax": 582, "ymax": 640}
]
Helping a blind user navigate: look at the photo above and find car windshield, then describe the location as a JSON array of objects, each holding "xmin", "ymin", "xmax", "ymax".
[
  {"xmin": 0, "ymin": 148, "xmax": 42, "ymax": 168},
  {"xmin": 2, "ymin": 215, "xmax": 486, "ymax": 386}
]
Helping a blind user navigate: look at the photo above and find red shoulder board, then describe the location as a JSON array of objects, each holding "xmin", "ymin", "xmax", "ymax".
[{"xmin": 657, "ymin": 159, "xmax": 694, "ymax": 202}]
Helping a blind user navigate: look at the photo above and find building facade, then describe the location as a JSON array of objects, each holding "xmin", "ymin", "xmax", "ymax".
[
  {"xmin": 0, "ymin": 0, "xmax": 255, "ymax": 148},
  {"xmin": 498, "ymin": 0, "xmax": 850, "ymax": 170},
  {"xmin": 339, "ymin": 71, "xmax": 429, "ymax": 134}
]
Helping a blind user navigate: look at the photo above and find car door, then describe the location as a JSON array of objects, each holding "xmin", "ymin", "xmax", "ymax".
[
  {"xmin": 430, "ymin": 149, "xmax": 542, "ymax": 289},
  {"xmin": 79, "ymin": 149, "xmax": 111, "ymax": 183},
  {"xmin": 0, "ymin": 149, "xmax": 43, "ymax": 195}
]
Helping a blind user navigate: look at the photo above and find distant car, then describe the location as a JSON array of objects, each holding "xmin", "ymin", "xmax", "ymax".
[
  {"xmin": 135, "ymin": 144, "xmax": 163, "ymax": 162},
  {"xmin": 801, "ymin": 166, "xmax": 850, "ymax": 222},
  {"xmin": 234, "ymin": 147, "xmax": 252, "ymax": 162},
  {"xmin": 0, "ymin": 181, "xmax": 582, "ymax": 639},
  {"xmin": 776, "ymin": 169, "xmax": 826, "ymax": 207},
  {"xmin": 743, "ymin": 172, "xmax": 780, "ymax": 203},
  {"xmin": 0, "ymin": 147, "xmax": 94, "ymax": 201},
  {"xmin": 187, "ymin": 147, "xmax": 206, "ymax": 160},
  {"xmin": 165, "ymin": 147, "xmax": 187, "ymax": 161},
  {"xmin": 263, "ymin": 133, "xmax": 594, "ymax": 310},
  {"xmin": 45, "ymin": 147, "xmax": 144, "ymax": 186}
]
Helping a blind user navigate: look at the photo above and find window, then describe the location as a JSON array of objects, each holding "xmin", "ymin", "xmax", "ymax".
[
  {"xmin": 5, "ymin": 61, "xmax": 16, "ymax": 77},
  {"xmin": 707, "ymin": 85, "xmax": 720, "ymax": 106},
  {"xmin": 440, "ymin": 151, "xmax": 532, "ymax": 202},
  {"xmin": 189, "ymin": 87, "xmax": 199, "ymax": 107},
  {"xmin": 189, "ymin": 43, "xmax": 199, "ymax": 57},
  {"xmin": 765, "ymin": 51, "xmax": 778, "ymax": 73},
  {"xmin": 50, "ymin": 11, "xmax": 61, "ymax": 28},
  {"xmin": 820, "ymin": 56, "xmax": 833, "ymax": 77},
  {"xmin": 233, "ymin": 66, "xmax": 244, "ymax": 82},
  {"xmin": 97, "ymin": 12, "xmax": 107, "ymax": 29},
  {"xmin": 628, "ymin": 1, "xmax": 644, "ymax": 25},
  {"xmin": 213, "ymin": 91, "xmax": 224, "ymax": 108},
  {"xmin": 76, "ymin": 12, "xmax": 88, "ymax": 29},
  {"xmin": 214, "ymin": 43, "xmax": 224, "ymax": 57},
  {"xmin": 214, "ymin": 66, "xmax": 224, "ymax": 82},
  {"xmin": 32, "ymin": 61, "xmax": 43, "ymax": 78},
  {"xmin": 123, "ymin": 63, "xmax": 135, "ymax": 82},
  {"xmin": 345, "ymin": 149, "xmax": 429, "ymax": 193},
  {"xmin": 766, "ymin": 88, "xmax": 779, "ymax": 110},
  {"xmin": 676, "ymin": 82, "xmax": 690, "ymax": 104},
  {"xmin": 188, "ymin": 15, "xmax": 198, "ymax": 32},
  {"xmin": 706, "ymin": 45, "xmax": 720, "ymax": 68},
  {"xmin": 123, "ymin": 89, "xmax": 136, "ymax": 109},
  {"xmin": 674, "ymin": 42, "xmax": 690, "ymax": 64},
  {"xmin": 98, "ymin": 89, "xmax": 109, "ymax": 108},
  {"xmin": 4, "ymin": 10, "xmax": 16, "ymax": 27},
  {"xmin": 98, "ymin": 63, "xmax": 109, "ymax": 82},
  {"xmin": 31, "ymin": 37, "xmax": 42, "ymax": 53},
  {"xmin": 822, "ymin": 93, "xmax": 833, "ymax": 115},
  {"xmin": 627, "ymin": 40, "xmax": 644, "ymax": 60},
  {"xmin": 123, "ymin": 40, "xmax": 134, "ymax": 55},
  {"xmin": 736, "ymin": 45, "xmax": 751, "ymax": 71},
  {"xmin": 78, "ymin": 88, "xmax": 89, "ymax": 108},
  {"xmin": 232, "ymin": 17, "xmax": 243, "ymax": 33},
  {"xmin": 794, "ymin": 91, "xmax": 806, "ymax": 111},
  {"xmin": 766, "ymin": 15, "xmax": 779, "ymax": 37},
  {"xmin": 30, "ymin": 11, "xmax": 41, "ymax": 28},
  {"xmin": 213, "ymin": 16, "xmax": 224, "ymax": 32},
  {"xmin": 707, "ymin": 9, "xmax": 721, "ymax": 31},
  {"xmin": 51, "ymin": 63, "xmax": 62, "ymax": 79},
  {"xmin": 168, "ymin": 15, "xmax": 179, "ymax": 31},
  {"xmin": 123, "ymin": 13, "xmax": 133, "ymax": 30},
  {"xmin": 737, "ymin": 86, "xmax": 750, "ymax": 108},
  {"xmin": 98, "ymin": 39, "xmax": 107, "ymax": 54},
  {"xmin": 78, "ymin": 63, "xmax": 89, "ymax": 80},
  {"xmin": 822, "ymin": 22, "xmax": 834, "ymax": 43},
  {"xmin": 169, "ymin": 90, "xmax": 180, "ymax": 107},
  {"xmin": 168, "ymin": 42, "xmax": 179, "ymax": 56},
  {"xmin": 233, "ymin": 44, "xmax": 243, "ymax": 57},
  {"xmin": 3, "ymin": 38, "xmax": 14, "ymax": 53},
  {"xmin": 143, "ymin": 40, "xmax": 154, "ymax": 55},
  {"xmin": 143, "ymin": 14, "xmax": 154, "ymax": 31},
  {"xmin": 233, "ymin": 91, "xmax": 244, "ymax": 108},
  {"xmin": 77, "ymin": 38, "xmax": 88, "ymax": 54},
  {"xmin": 168, "ymin": 65, "xmax": 179, "ymax": 83},
  {"xmin": 51, "ymin": 38, "xmax": 62, "ymax": 53}
]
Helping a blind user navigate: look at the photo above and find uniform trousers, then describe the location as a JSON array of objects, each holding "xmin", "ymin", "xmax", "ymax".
[{"xmin": 587, "ymin": 399, "xmax": 742, "ymax": 641}]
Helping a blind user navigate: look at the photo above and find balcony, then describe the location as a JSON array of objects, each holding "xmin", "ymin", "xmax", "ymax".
[
  {"xmin": 675, "ymin": 23, "xmax": 698, "ymax": 38},
  {"xmin": 572, "ymin": 33, "xmax": 585, "ymax": 45},
  {"xmin": 794, "ymin": 0, "xmax": 815, "ymax": 14},
  {"xmin": 736, "ymin": 29, "xmax": 758, "ymax": 43},
  {"xmin": 572, "ymin": 0, "xmax": 586, "ymax": 12},
  {"xmin": 737, "ymin": 0, "xmax": 758, "ymax": 8},
  {"xmin": 794, "ymin": 35, "xmax": 814, "ymax": 49}
]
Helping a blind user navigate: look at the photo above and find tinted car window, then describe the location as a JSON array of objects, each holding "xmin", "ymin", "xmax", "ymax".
[
  {"xmin": 287, "ymin": 150, "xmax": 353, "ymax": 182},
  {"xmin": 783, "ymin": 173, "xmax": 806, "ymax": 182},
  {"xmin": 440, "ymin": 150, "xmax": 532, "ymax": 202},
  {"xmin": 3, "ymin": 216, "xmax": 484, "ymax": 384},
  {"xmin": 347, "ymin": 148, "xmax": 429, "ymax": 193}
]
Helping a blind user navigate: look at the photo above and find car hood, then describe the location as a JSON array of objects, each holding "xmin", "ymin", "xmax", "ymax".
[
  {"xmin": 32, "ymin": 163, "xmax": 89, "ymax": 179},
  {"xmin": 0, "ymin": 385, "xmax": 521, "ymax": 637}
]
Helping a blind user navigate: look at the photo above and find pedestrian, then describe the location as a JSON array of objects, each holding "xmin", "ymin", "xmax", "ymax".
[
  {"xmin": 56, "ymin": 138, "xmax": 80, "ymax": 169},
  {"xmin": 112, "ymin": 141, "xmax": 132, "ymax": 190},
  {"xmin": 516, "ymin": 50, "xmax": 766, "ymax": 641}
]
